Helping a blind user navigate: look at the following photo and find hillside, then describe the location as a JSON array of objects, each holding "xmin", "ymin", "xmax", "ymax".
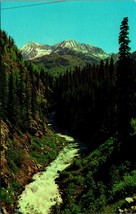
[
  {"xmin": 1, "ymin": 18, "xmax": 136, "ymax": 214},
  {"xmin": 21, "ymin": 40, "xmax": 136, "ymax": 76},
  {"xmin": 21, "ymin": 40, "xmax": 110, "ymax": 76},
  {"xmin": 0, "ymin": 30, "xmax": 68, "ymax": 213},
  {"xmin": 32, "ymin": 53, "xmax": 87, "ymax": 77}
]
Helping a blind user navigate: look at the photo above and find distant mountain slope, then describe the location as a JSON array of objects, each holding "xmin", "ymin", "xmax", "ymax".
[
  {"xmin": 32, "ymin": 53, "xmax": 87, "ymax": 76},
  {"xmin": 21, "ymin": 40, "xmax": 109, "ymax": 61},
  {"xmin": 20, "ymin": 42, "xmax": 52, "ymax": 60},
  {"xmin": 21, "ymin": 40, "xmax": 111, "ymax": 75},
  {"xmin": 21, "ymin": 40, "xmax": 136, "ymax": 76}
]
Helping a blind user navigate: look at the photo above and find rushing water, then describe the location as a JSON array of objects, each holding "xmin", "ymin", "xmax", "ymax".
[{"xmin": 16, "ymin": 134, "xmax": 79, "ymax": 214}]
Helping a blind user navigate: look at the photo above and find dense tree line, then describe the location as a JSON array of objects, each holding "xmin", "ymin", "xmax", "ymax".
[
  {"xmin": 116, "ymin": 17, "xmax": 136, "ymax": 150},
  {"xmin": 0, "ymin": 17, "xmax": 136, "ymax": 150},
  {"xmin": 51, "ymin": 17, "xmax": 136, "ymax": 214},
  {"xmin": 54, "ymin": 58, "xmax": 116, "ymax": 143},
  {"xmin": 54, "ymin": 17, "xmax": 136, "ymax": 152},
  {"xmin": 0, "ymin": 30, "xmax": 53, "ymax": 131}
]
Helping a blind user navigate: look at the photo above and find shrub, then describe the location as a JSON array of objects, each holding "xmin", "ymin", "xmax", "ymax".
[
  {"xmin": 130, "ymin": 118, "xmax": 136, "ymax": 136},
  {"xmin": 111, "ymin": 170, "xmax": 136, "ymax": 199},
  {"xmin": 0, "ymin": 188, "xmax": 14, "ymax": 205}
]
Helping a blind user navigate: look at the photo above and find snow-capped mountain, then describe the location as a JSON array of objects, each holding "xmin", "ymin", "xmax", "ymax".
[
  {"xmin": 20, "ymin": 40, "xmax": 109, "ymax": 60},
  {"xmin": 54, "ymin": 40, "xmax": 106, "ymax": 56},
  {"xmin": 20, "ymin": 42, "xmax": 52, "ymax": 60}
]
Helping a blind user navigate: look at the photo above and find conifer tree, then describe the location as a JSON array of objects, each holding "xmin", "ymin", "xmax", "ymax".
[
  {"xmin": 118, "ymin": 17, "xmax": 131, "ymax": 61},
  {"xmin": 109, "ymin": 57, "xmax": 114, "ymax": 82},
  {"xmin": 117, "ymin": 17, "xmax": 132, "ymax": 148}
]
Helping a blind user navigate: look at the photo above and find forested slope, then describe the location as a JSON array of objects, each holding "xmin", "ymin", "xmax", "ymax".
[
  {"xmin": 52, "ymin": 17, "xmax": 136, "ymax": 213},
  {"xmin": 0, "ymin": 16, "xmax": 136, "ymax": 214},
  {"xmin": 0, "ymin": 30, "xmax": 67, "ymax": 214}
]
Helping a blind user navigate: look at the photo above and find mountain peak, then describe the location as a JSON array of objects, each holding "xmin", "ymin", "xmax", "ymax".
[
  {"xmin": 20, "ymin": 40, "xmax": 108, "ymax": 60},
  {"xmin": 20, "ymin": 42, "xmax": 41, "ymax": 50},
  {"xmin": 20, "ymin": 42, "xmax": 52, "ymax": 60},
  {"xmin": 62, "ymin": 40, "xmax": 79, "ymax": 46},
  {"xmin": 54, "ymin": 40, "xmax": 80, "ymax": 50}
]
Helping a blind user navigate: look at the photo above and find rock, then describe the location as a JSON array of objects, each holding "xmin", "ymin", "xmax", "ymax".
[
  {"xmin": 29, "ymin": 119, "xmax": 47, "ymax": 137},
  {"xmin": 37, "ymin": 164, "xmax": 42, "ymax": 170},
  {"xmin": 119, "ymin": 196, "xmax": 136, "ymax": 214},
  {"xmin": 125, "ymin": 197, "xmax": 134, "ymax": 204},
  {"xmin": 118, "ymin": 208, "xmax": 123, "ymax": 213},
  {"xmin": 2, "ymin": 206, "xmax": 8, "ymax": 214},
  {"xmin": 132, "ymin": 206, "xmax": 136, "ymax": 211},
  {"xmin": 133, "ymin": 195, "xmax": 136, "ymax": 200},
  {"xmin": 28, "ymin": 166, "xmax": 33, "ymax": 176},
  {"xmin": 124, "ymin": 208, "xmax": 128, "ymax": 212}
]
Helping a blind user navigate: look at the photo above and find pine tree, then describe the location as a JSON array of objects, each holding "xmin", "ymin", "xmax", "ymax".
[
  {"xmin": 116, "ymin": 17, "xmax": 132, "ymax": 149},
  {"xmin": 118, "ymin": 17, "xmax": 131, "ymax": 61},
  {"xmin": 109, "ymin": 57, "xmax": 114, "ymax": 82}
]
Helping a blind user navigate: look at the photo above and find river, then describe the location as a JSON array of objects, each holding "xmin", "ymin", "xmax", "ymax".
[{"xmin": 16, "ymin": 134, "xmax": 79, "ymax": 214}]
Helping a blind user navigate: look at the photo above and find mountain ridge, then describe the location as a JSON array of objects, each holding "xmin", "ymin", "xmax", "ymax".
[
  {"xmin": 20, "ymin": 40, "xmax": 109, "ymax": 61},
  {"xmin": 21, "ymin": 40, "xmax": 135, "ymax": 76}
]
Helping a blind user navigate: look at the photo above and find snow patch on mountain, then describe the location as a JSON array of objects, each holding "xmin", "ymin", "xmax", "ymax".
[
  {"xmin": 20, "ymin": 40, "xmax": 109, "ymax": 61},
  {"xmin": 20, "ymin": 42, "xmax": 52, "ymax": 60}
]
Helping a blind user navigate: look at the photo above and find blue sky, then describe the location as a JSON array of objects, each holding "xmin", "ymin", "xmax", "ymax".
[{"xmin": 1, "ymin": 1, "xmax": 136, "ymax": 53}]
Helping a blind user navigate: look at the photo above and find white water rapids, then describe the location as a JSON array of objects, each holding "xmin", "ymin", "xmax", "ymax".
[{"xmin": 16, "ymin": 134, "xmax": 79, "ymax": 214}]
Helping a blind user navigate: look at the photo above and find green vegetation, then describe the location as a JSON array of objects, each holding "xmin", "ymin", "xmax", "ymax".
[
  {"xmin": 7, "ymin": 139, "xmax": 23, "ymax": 172},
  {"xmin": 54, "ymin": 17, "xmax": 136, "ymax": 153},
  {"xmin": 111, "ymin": 170, "xmax": 136, "ymax": 197},
  {"xmin": 30, "ymin": 133, "xmax": 67, "ymax": 165},
  {"xmin": 51, "ymin": 17, "xmax": 136, "ymax": 213},
  {"xmin": 1, "ymin": 130, "xmax": 67, "ymax": 210},
  {"xmin": 0, "ymin": 181, "xmax": 23, "ymax": 205},
  {"xmin": 52, "ymin": 138, "xmax": 136, "ymax": 213},
  {"xmin": 0, "ymin": 30, "xmax": 53, "ymax": 130},
  {"xmin": 32, "ymin": 54, "xmax": 86, "ymax": 77},
  {"xmin": 0, "ymin": 17, "xmax": 136, "ymax": 213}
]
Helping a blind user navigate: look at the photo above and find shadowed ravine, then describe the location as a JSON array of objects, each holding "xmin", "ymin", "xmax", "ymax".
[{"xmin": 16, "ymin": 134, "xmax": 79, "ymax": 214}]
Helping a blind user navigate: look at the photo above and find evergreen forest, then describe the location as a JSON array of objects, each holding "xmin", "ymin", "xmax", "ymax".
[{"xmin": 0, "ymin": 17, "xmax": 136, "ymax": 213}]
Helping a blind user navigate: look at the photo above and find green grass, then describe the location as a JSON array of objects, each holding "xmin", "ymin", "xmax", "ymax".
[
  {"xmin": 30, "ymin": 133, "xmax": 67, "ymax": 165},
  {"xmin": 7, "ymin": 139, "xmax": 23, "ymax": 172},
  {"xmin": 1, "ymin": 181, "xmax": 23, "ymax": 205}
]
